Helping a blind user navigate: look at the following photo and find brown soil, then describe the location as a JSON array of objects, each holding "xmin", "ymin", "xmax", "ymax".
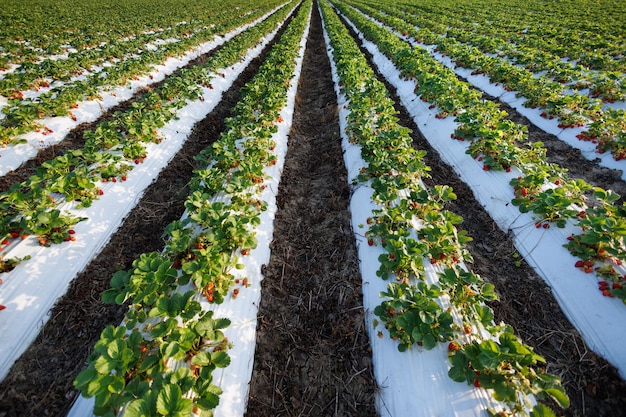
[
  {"xmin": 0, "ymin": 2, "xmax": 625, "ymax": 417},
  {"xmin": 245, "ymin": 6, "xmax": 377, "ymax": 416}
]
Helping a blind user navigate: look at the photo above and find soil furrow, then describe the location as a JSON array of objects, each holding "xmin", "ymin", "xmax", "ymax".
[
  {"xmin": 245, "ymin": 4, "xmax": 378, "ymax": 416},
  {"xmin": 0, "ymin": 8, "xmax": 297, "ymax": 416},
  {"xmin": 349, "ymin": 4, "xmax": 626, "ymax": 199},
  {"xmin": 0, "ymin": 9, "xmax": 276, "ymax": 195},
  {"xmin": 337, "ymin": 8, "xmax": 626, "ymax": 417}
]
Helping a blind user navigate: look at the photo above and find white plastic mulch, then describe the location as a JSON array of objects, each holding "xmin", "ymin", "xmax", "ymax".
[
  {"xmin": 0, "ymin": 5, "xmax": 284, "ymax": 177},
  {"xmin": 0, "ymin": 4, "xmax": 294, "ymax": 383},
  {"xmin": 320, "ymin": 7, "xmax": 508, "ymax": 417},
  {"xmin": 68, "ymin": 5, "xmax": 311, "ymax": 417},
  {"xmin": 359, "ymin": 8, "xmax": 626, "ymax": 181},
  {"xmin": 338, "ymin": 10, "xmax": 626, "ymax": 381}
]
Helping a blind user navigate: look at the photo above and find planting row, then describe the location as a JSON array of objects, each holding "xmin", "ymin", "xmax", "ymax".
[
  {"xmin": 0, "ymin": 1, "xmax": 286, "ymax": 148},
  {"xmin": 381, "ymin": 2, "xmax": 626, "ymax": 102},
  {"xmin": 0, "ymin": 1, "xmax": 293, "ymax": 274},
  {"xmin": 332, "ymin": 0, "xmax": 626, "ymax": 305},
  {"xmin": 0, "ymin": 2, "xmax": 297, "ymax": 381},
  {"xmin": 0, "ymin": 0, "xmax": 266, "ymax": 70},
  {"xmin": 394, "ymin": 0, "xmax": 625, "ymax": 73},
  {"xmin": 321, "ymin": 1, "xmax": 568, "ymax": 416},
  {"xmin": 331, "ymin": 0, "xmax": 626, "ymax": 379},
  {"xmin": 347, "ymin": 0, "xmax": 626, "ymax": 164},
  {"xmin": 70, "ymin": 1, "xmax": 311, "ymax": 415}
]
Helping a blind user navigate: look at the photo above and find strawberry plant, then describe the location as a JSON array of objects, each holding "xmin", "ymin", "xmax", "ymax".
[
  {"xmin": 374, "ymin": 282, "xmax": 454, "ymax": 351},
  {"xmin": 448, "ymin": 326, "xmax": 570, "ymax": 417},
  {"xmin": 74, "ymin": 310, "xmax": 231, "ymax": 417}
]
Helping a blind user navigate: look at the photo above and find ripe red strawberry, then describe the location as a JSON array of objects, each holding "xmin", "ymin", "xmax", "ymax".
[
  {"xmin": 575, "ymin": 260, "xmax": 584, "ymax": 268},
  {"xmin": 473, "ymin": 379, "xmax": 481, "ymax": 388},
  {"xmin": 241, "ymin": 249, "xmax": 248, "ymax": 255},
  {"xmin": 367, "ymin": 239, "xmax": 374, "ymax": 246},
  {"xmin": 448, "ymin": 341, "xmax": 460, "ymax": 352},
  {"xmin": 98, "ymin": 189, "xmax": 104, "ymax": 195},
  {"xmin": 233, "ymin": 288, "xmax": 239, "ymax": 296}
]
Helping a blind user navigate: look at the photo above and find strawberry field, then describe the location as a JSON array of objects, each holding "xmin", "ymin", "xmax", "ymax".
[{"xmin": 0, "ymin": 0, "xmax": 625, "ymax": 416}]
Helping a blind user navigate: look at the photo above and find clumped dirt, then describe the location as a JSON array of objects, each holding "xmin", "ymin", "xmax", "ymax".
[
  {"xmin": 0, "ymin": 2, "xmax": 625, "ymax": 417},
  {"xmin": 245, "ymin": 6, "xmax": 377, "ymax": 417}
]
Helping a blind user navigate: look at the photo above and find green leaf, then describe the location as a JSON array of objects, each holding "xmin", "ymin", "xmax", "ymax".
[
  {"xmin": 94, "ymin": 355, "xmax": 116, "ymax": 375},
  {"xmin": 211, "ymin": 351, "xmax": 231, "ymax": 368},
  {"xmin": 125, "ymin": 392, "xmax": 157, "ymax": 417},
  {"xmin": 530, "ymin": 404, "xmax": 557, "ymax": 417},
  {"xmin": 74, "ymin": 367, "xmax": 99, "ymax": 393},
  {"xmin": 543, "ymin": 387, "xmax": 570, "ymax": 409},
  {"xmin": 156, "ymin": 384, "xmax": 193, "ymax": 416},
  {"xmin": 422, "ymin": 333, "xmax": 436, "ymax": 350},
  {"xmin": 580, "ymin": 233, "xmax": 601, "ymax": 245},
  {"xmin": 190, "ymin": 351, "xmax": 212, "ymax": 367}
]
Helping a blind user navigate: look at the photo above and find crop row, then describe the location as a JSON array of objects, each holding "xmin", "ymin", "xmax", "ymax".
[
  {"xmin": 333, "ymin": 0, "xmax": 626, "ymax": 379},
  {"xmin": 394, "ymin": 0, "xmax": 625, "ymax": 73},
  {"xmin": 347, "ymin": 0, "xmax": 626, "ymax": 162},
  {"xmin": 320, "ymin": 1, "xmax": 569, "ymax": 415},
  {"xmin": 0, "ymin": 1, "xmax": 286, "ymax": 147},
  {"xmin": 330, "ymin": 0, "xmax": 626, "ymax": 305},
  {"xmin": 0, "ymin": 0, "xmax": 266, "ymax": 70},
  {"xmin": 0, "ymin": 1, "xmax": 297, "ymax": 382},
  {"xmin": 72, "ymin": 1, "xmax": 311, "ymax": 415},
  {"xmin": 0, "ymin": 2, "xmax": 294, "ymax": 276}
]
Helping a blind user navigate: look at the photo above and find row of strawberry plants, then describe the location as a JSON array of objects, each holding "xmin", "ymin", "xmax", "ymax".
[
  {"xmin": 0, "ymin": 0, "xmax": 259, "ymax": 70},
  {"xmin": 346, "ymin": 0, "xmax": 626, "ymax": 161},
  {"xmin": 0, "ymin": 2, "xmax": 285, "ymax": 148},
  {"xmin": 359, "ymin": 0, "xmax": 625, "ymax": 103},
  {"xmin": 0, "ymin": 3, "xmax": 295, "ymax": 273},
  {"xmin": 0, "ymin": 13, "xmax": 220, "ymax": 93},
  {"xmin": 321, "ymin": 1, "xmax": 569, "ymax": 415},
  {"xmin": 331, "ymin": 0, "xmax": 626, "ymax": 304},
  {"xmin": 73, "ymin": 2, "xmax": 311, "ymax": 415},
  {"xmin": 0, "ymin": 0, "xmax": 299, "ymax": 383},
  {"xmin": 393, "ymin": 0, "xmax": 625, "ymax": 73}
]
